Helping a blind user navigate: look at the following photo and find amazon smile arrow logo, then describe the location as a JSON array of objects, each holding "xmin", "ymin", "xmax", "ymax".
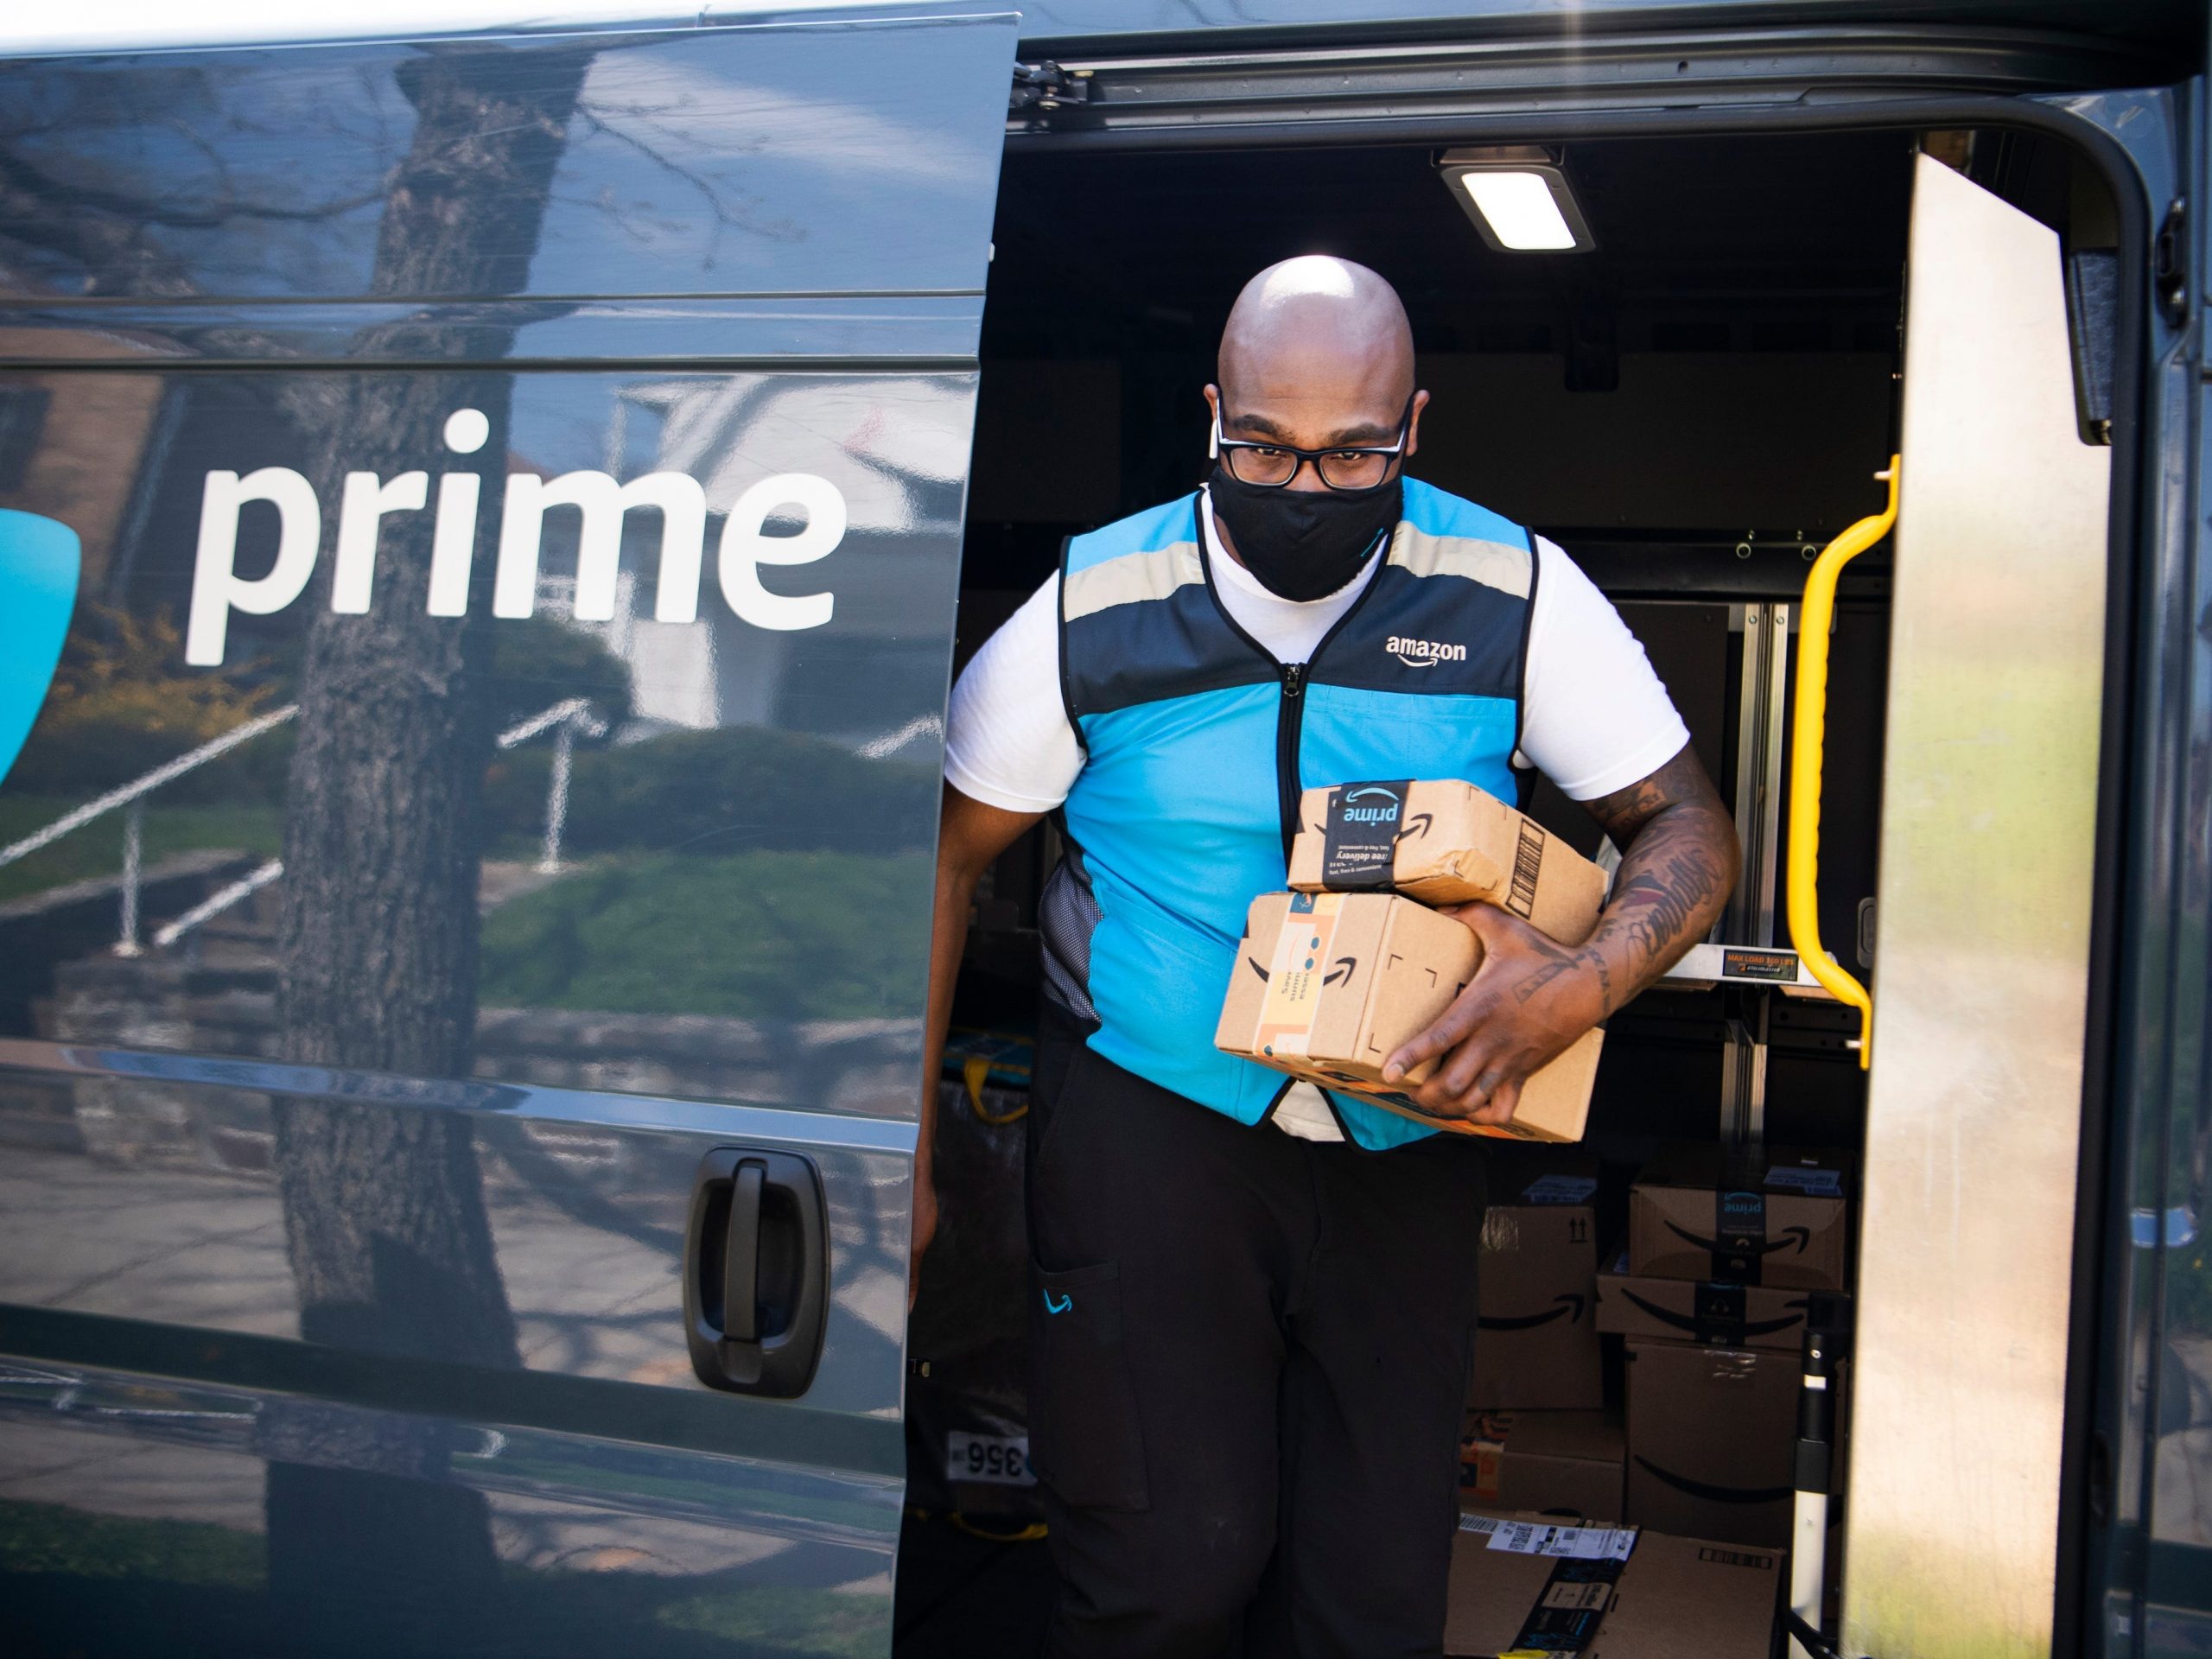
[
  {"xmin": 1663, "ymin": 1222, "xmax": 1814, "ymax": 1257},
  {"xmin": 0, "ymin": 510, "xmax": 79, "ymax": 789},
  {"xmin": 1478, "ymin": 1292, "xmax": 1587, "ymax": 1332},
  {"xmin": 1632, "ymin": 1456, "xmax": 1792, "ymax": 1507}
]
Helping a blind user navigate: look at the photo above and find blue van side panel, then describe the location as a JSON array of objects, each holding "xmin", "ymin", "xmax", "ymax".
[{"xmin": 0, "ymin": 14, "xmax": 1016, "ymax": 1656}]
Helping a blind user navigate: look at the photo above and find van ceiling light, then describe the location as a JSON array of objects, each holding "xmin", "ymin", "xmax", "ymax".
[{"xmin": 1439, "ymin": 147, "xmax": 1595, "ymax": 253}]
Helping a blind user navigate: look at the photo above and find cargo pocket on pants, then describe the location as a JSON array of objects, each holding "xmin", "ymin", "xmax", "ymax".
[{"xmin": 1028, "ymin": 1260, "xmax": 1149, "ymax": 1511}]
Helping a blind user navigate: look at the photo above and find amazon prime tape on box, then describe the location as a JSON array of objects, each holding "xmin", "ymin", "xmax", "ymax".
[
  {"xmin": 1288, "ymin": 779, "xmax": 1606, "ymax": 944},
  {"xmin": 1627, "ymin": 1144, "xmax": 1852, "ymax": 1290},
  {"xmin": 1595, "ymin": 1249, "xmax": 1810, "ymax": 1353},
  {"xmin": 1214, "ymin": 891, "xmax": 1603, "ymax": 1144}
]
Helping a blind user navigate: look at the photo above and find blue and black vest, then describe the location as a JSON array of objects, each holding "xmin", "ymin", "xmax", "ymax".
[{"xmin": 1039, "ymin": 477, "xmax": 1539, "ymax": 1151}]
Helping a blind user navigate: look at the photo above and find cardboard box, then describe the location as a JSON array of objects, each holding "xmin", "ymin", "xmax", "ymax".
[
  {"xmin": 1596, "ymin": 1248, "xmax": 1813, "ymax": 1353},
  {"xmin": 1445, "ymin": 1510, "xmax": 1782, "ymax": 1659},
  {"xmin": 1288, "ymin": 779, "xmax": 1606, "ymax": 944},
  {"xmin": 1467, "ymin": 1166, "xmax": 1604, "ymax": 1408},
  {"xmin": 1627, "ymin": 1144, "xmax": 1852, "ymax": 1290},
  {"xmin": 1460, "ymin": 1409, "xmax": 1625, "ymax": 1522},
  {"xmin": 1624, "ymin": 1338, "xmax": 1799, "ymax": 1548},
  {"xmin": 1215, "ymin": 891, "xmax": 1604, "ymax": 1143}
]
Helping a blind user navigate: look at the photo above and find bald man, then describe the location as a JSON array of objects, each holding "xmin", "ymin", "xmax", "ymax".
[{"xmin": 924, "ymin": 257, "xmax": 1738, "ymax": 1656}]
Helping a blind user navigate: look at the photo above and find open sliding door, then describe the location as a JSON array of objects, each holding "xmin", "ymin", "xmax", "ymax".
[{"xmin": 1842, "ymin": 152, "xmax": 2111, "ymax": 1659}]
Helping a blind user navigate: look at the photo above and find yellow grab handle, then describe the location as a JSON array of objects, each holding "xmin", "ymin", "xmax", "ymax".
[{"xmin": 1786, "ymin": 457, "xmax": 1898, "ymax": 1071}]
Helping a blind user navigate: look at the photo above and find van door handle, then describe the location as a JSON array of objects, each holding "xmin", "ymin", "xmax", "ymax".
[
  {"xmin": 684, "ymin": 1147, "xmax": 828, "ymax": 1397},
  {"xmin": 723, "ymin": 1160, "xmax": 764, "ymax": 1344}
]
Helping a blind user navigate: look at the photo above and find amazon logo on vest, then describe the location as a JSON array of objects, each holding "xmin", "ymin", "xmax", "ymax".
[
  {"xmin": 1386, "ymin": 634, "xmax": 1465, "ymax": 668},
  {"xmin": 0, "ymin": 509, "xmax": 80, "ymax": 789},
  {"xmin": 184, "ymin": 410, "xmax": 849, "ymax": 666}
]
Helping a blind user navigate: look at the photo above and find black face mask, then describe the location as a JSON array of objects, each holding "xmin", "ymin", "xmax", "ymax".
[{"xmin": 1209, "ymin": 467, "xmax": 1402, "ymax": 601}]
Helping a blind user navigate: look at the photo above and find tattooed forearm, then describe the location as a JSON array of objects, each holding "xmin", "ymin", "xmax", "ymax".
[
  {"xmin": 1512, "ymin": 933, "xmax": 1615, "ymax": 1008},
  {"xmin": 1577, "ymin": 750, "xmax": 1739, "ymax": 1014},
  {"xmin": 1381, "ymin": 749, "xmax": 1737, "ymax": 1118}
]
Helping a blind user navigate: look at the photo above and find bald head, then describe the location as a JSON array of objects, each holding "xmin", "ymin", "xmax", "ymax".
[{"xmin": 1209, "ymin": 257, "xmax": 1424, "ymax": 481}]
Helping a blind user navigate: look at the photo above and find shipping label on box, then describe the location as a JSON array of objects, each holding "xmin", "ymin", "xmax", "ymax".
[
  {"xmin": 1289, "ymin": 779, "xmax": 1607, "ymax": 944},
  {"xmin": 1624, "ymin": 1338, "xmax": 1798, "ymax": 1548},
  {"xmin": 1216, "ymin": 891, "xmax": 1602, "ymax": 1143},
  {"xmin": 1627, "ymin": 1144, "xmax": 1852, "ymax": 1289},
  {"xmin": 1596, "ymin": 1249, "xmax": 1811, "ymax": 1352}
]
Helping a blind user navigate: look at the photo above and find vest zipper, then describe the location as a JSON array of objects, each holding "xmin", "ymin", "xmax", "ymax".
[{"xmin": 1275, "ymin": 662, "xmax": 1306, "ymax": 866}]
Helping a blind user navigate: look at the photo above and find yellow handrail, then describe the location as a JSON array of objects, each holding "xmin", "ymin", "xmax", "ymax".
[{"xmin": 1787, "ymin": 457, "xmax": 1899, "ymax": 1071}]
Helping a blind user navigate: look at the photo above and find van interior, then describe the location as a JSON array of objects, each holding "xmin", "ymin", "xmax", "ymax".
[{"xmin": 899, "ymin": 124, "xmax": 2120, "ymax": 1653}]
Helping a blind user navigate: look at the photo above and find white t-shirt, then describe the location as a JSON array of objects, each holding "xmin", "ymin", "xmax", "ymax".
[{"xmin": 946, "ymin": 489, "xmax": 1690, "ymax": 1141}]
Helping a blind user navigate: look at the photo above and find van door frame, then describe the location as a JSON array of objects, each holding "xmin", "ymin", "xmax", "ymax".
[{"xmin": 998, "ymin": 72, "xmax": 2167, "ymax": 1659}]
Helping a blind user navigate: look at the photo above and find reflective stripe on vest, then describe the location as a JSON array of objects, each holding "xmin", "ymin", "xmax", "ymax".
[{"xmin": 1043, "ymin": 478, "xmax": 1535, "ymax": 1150}]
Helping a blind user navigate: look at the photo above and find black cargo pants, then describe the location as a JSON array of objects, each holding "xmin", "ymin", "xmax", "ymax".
[{"xmin": 1025, "ymin": 1012, "xmax": 1488, "ymax": 1658}]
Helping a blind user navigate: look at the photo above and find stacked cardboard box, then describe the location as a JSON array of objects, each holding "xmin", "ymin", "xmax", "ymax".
[
  {"xmin": 1627, "ymin": 1144, "xmax": 1850, "ymax": 1288},
  {"xmin": 1459, "ymin": 1409, "xmax": 1625, "ymax": 1522},
  {"xmin": 1445, "ymin": 1510, "xmax": 1782, "ymax": 1659},
  {"xmin": 1215, "ymin": 780, "xmax": 1608, "ymax": 1142},
  {"xmin": 1615, "ymin": 1147, "xmax": 1851, "ymax": 1548},
  {"xmin": 1623, "ymin": 1340, "xmax": 1799, "ymax": 1547},
  {"xmin": 1287, "ymin": 779, "xmax": 1608, "ymax": 935},
  {"xmin": 1467, "ymin": 1163, "xmax": 1604, "ymax": 1409}
]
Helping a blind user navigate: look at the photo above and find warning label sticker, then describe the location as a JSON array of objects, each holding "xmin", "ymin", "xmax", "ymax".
[{"xmin": 1254, "ymin": 893, "xmax": 1341, "ymax": 1061}]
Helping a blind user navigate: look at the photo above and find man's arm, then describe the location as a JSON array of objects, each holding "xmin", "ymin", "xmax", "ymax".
[
  {"xmin": 1382, "ymin": 746, "xmax": 1740, "ymax": 1123},
  {"xmin": 916, "ymin": 782, "xmax": 1047, "ymax": 1303}
]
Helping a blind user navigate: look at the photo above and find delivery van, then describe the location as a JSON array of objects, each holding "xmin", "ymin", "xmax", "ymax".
[{"xmin": 0, "ymin": 3, "xmax": 2202, "ymax": 1656}]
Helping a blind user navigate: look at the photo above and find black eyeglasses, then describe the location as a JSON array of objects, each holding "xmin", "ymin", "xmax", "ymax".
[{"xmin": 1211, "ymin": 396, "xmax": 1414, "ymax": 492}]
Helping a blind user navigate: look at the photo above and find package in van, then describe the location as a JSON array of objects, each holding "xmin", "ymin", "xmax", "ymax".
[
  {"xmin": 1445, "ymin": 1510, "xmax": 1781, "ymax": 1659},
  {"xmin": 1287, "ymin": 779, "xmax": 1607, "ymax": 944},
  {"xmin": 1627, "ymin": 1145, "xmax": 1852, "ymax": 1290},
  {"xmin": 1623, "ymin": 1338, "xmax": 1801, "ymax": 1548},
  {"xmin": 1467, "ymin": 1163, "xmax": 1604, "ymax": 1408},
  {"xmin": 1595, "ymin": 1248, "xmax": 1811, "ymax": 1353},
  {"xmin": 1214, "ymin": 890, "xmax": 1603, "ymax": 1144},
  {"xmin": 1459, "ymin": 1409, "xmax": 1624, "ymax": 1523}
]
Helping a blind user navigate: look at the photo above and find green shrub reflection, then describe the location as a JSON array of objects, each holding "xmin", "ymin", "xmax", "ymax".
[
  {"xmin": 486, "ymin": 727, "xmax": 931, "ymax": 862},
  {"xmin": 479, "ymin": 850, "xmax": 930, "ymax": 1021}
]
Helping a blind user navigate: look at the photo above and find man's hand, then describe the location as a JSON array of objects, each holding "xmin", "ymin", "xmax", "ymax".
[
  {"xmin": 1382, "ymin": 747, "xmax": 1739, "ymax": 1124},
  {"xmin": 1382, "ymin": 903, "xmax": 1608, "ymax": 1126}
]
